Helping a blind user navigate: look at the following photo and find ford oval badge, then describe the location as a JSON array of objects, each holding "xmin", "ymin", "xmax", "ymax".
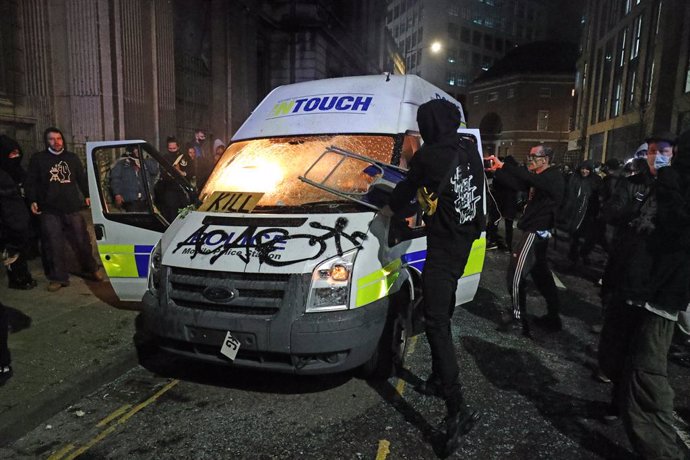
[{"xmin": 202, "ymin": 286, "xmax": 236, "ymax": 302}]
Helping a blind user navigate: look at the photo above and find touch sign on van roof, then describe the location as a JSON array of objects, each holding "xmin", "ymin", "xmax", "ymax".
[{"xmin": 269, "ymin": 94, "xmax": 374, "ymax": 119}]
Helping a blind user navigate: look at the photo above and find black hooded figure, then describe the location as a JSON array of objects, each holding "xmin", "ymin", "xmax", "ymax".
[
  {"xmin": 385, "ymin": 99, "xmax": 484, "ymax": 453},
  {"xmin": 0, "ymin": 135, "xmax": 37, "ymax": 290}
]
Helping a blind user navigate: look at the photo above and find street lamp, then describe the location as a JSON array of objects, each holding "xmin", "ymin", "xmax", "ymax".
[{"xmin": 402, "ymin": 41, "xmax": 442, "ymax": 74}]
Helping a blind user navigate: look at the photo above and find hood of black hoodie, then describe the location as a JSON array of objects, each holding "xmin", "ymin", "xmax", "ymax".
[{"xmin": 416, "ymin": 99, "xmax": 461, "ymax": 145}]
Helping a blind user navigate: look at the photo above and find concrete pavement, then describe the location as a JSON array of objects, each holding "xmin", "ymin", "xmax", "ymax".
[{"xmin": 0, "ymin": 255, "xmax": 140, "ymax": 445}]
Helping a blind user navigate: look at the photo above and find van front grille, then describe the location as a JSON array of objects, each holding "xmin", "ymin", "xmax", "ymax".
[{"xmin": 167, "ymin": 267, "xmax": 291, "ymax": 316}]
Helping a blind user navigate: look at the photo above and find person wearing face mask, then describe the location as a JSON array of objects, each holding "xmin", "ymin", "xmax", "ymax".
[
  {"xmin": 0, "ymin": 135, "xmax": 37, "ymax": 290},
  {"xmin": 597, "ymin": 131, "xmax": 689, "ymax": 459}
]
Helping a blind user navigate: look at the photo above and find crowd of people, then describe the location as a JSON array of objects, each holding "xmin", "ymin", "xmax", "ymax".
[
  {"xmin": 0, "ymin": 127, "xmax": 226, "ymax": 388},
  {"xmin": 484, "ymin": 132, "xmax": 690, "ymax": 459}
]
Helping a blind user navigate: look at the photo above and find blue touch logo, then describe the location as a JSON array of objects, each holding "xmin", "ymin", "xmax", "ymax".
[{"xmin": 270, "ymin": 94, "xmax": 373, "ymax": 118}]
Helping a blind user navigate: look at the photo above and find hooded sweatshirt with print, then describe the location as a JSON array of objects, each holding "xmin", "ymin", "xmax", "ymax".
[
  {"xmin": 26, "ymin": 149, "xmax": 89, "ymax": 215},
  {"xmin": 388, "ymin": 99, "xmax": 484, "ymax": 241}
]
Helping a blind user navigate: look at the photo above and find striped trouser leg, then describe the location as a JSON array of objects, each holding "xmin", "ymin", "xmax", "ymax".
[{"xmin": 506, "ymin": 232, "xmax": 536, "ymax": 320}]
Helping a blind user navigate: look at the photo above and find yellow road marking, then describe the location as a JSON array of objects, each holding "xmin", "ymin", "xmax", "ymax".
[
  {"xmin": 96, "ymin": 404, "xmax": 132, "ymax": 428},
  {"xmin": 51, "ymin": 379, "xmax": 179, "ymax": 460},
  {"xmin": 375, "ymin": 439, "xmax": 391, "ymax": 460},
  {"xmin": 47, "ymin": 444, "xmax": 75, "ymax": 460},
  {"xmin": 395, "ymin": 335, "xmax": 419, "ymax": 395}
]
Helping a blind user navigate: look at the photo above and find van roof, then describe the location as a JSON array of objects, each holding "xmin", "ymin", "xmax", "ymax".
[{"xmin": 232, "ymin": 74, "xmax": 466, "ymax": 142}]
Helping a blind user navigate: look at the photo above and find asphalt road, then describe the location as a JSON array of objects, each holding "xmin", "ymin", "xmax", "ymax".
[{"xmin": 2, "ymin": 241, "xmax": 689, "ymax": 459}]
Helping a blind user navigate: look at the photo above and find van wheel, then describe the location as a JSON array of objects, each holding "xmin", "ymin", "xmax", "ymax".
[{"xmin": 358, "ymin": 289, "xmax": 412, "ymax": 380}]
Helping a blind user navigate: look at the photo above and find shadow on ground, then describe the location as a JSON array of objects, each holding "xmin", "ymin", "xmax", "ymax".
[{"xmin": 463, "ymin": 336, "xmax": 631, "ymax": 459}]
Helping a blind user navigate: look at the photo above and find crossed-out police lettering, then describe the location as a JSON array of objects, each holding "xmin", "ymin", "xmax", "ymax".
[{"xmin": 172, "ymin": 217, "xmax": 367, "ymax": 267}]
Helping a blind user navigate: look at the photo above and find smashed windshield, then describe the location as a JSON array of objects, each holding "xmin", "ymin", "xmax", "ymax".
[{"xmin": 200, "ymin": 135, "xmax": 396, "ymax": 210}]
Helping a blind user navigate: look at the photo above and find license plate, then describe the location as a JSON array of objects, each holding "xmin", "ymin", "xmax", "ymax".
[{"xmin": 220, "ymin": 331, "xmax": 241, "ymax": 360}]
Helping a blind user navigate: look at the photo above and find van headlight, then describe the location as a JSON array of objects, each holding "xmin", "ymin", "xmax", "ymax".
[
  {"xmin": 147, "ymin": 241, "xmax": 163, "ymax": 295},
  {"xmin": 306, "ymin": 249, "xmax": 357, "ymax": 312}
]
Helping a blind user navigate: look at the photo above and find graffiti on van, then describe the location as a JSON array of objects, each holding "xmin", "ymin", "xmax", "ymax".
[{"xmin": 172, "ymin": 217, "xmax": 367, "ymax": 267}]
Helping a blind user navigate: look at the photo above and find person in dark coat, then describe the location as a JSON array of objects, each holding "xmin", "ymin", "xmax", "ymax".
[
  {"xmin": 563, "ymin": 160, "xmax": 602, "ymax": 266},
  {"xmin": 0, "ymin": 167, "xmax": 32, "ymax": 385},
  {"xmin": 491, "ymin": 155, "xmax": 519, "ymax": 252},
  {"xmin": 382, "ymin": 99, "xmax": 484, "ymax": 455},
  {"xmin": 0, "ymin": 135, "xmax": 37, "ymax": 289},
  {"xmin": 597, "ymin": 131, "xmax": 688, "ymax": 459},
  {"xmin": 154, "ymin": 137, "xmax": 193, "ymax": 223}
]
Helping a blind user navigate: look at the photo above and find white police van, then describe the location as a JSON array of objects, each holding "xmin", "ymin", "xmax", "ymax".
[{"xmin": 86, "ymin": 74, "xmax": 486, "ymax": 377}]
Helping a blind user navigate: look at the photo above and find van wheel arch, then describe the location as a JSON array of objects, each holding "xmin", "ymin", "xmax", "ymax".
[{"xmin": 358, "ymin": 281, "xmax": 414, "ymax": 380}]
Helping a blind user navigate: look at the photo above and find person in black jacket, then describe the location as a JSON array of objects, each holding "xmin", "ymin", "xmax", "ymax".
[
  {"xmin": 382, "ymin": 99, "xmax": 484, "ymax": 454},
  {"xmin": 0, "ymin": 135, "xmax": 37, "ymax": 289},
  {"xmin": 25, "ymin": 127, "xmax": 103, "ymax": 292},
  {"xmin": 488, "ymin": 145, "xmax": 565, "ymax": 335},
  {"xmin": 490, "ymin": 155, "xmax": 519, "ymax": 252},
  {"xmin": 597, "ymin": 132, "xmax": 688, "ymax": 458},
  {"xmin": 0, "ymin": 167, "xmax": 32, "ymax": 385}
]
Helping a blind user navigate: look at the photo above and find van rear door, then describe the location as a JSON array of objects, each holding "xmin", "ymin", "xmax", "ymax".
[{"xmin": 85, "ymin": 140, "xmax": 196, "ymax": 301}]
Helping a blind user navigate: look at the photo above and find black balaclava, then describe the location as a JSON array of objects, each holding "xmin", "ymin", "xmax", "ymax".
[
  {"xmin": 0, "ymin": 134, "xmax": 25, "ymax": 184},
  {"xmin": 416, "ymin": 99, "xmax": 461, "ymax": 145}
]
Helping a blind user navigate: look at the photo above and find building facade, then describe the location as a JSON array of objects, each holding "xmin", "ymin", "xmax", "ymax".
[
  {"xmin": 571, "ymin": 0, "xmax": 690, "ymax": 162},
  {"xmin": 0, "ymin": 0, "xmax": 388, "ymax": 159},
  {"xmin": 384, "ymin": 0, "xmax": 574, "ymax": 103},
  {"xmin": 468, "ymin": 41, "xmax": 577, "ymax": 163}
]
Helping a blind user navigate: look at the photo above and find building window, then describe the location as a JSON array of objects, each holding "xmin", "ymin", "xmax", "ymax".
[
  {"xmin": 448, "ymin": 23, "xmax": 459, "ymax": 40},
  {"xmin": 461, "ymin": 27, "xmax": 470, "ymax": 43},
  {"xmin": 448, "ymin": 4, "xmax": 459, "ymax": 16},
  {"xmin": 488, "ymin": 92, "xmax": 498, "ymax": 101},
  {"xmin": 631, "ymin": 14, "xmax": 643, "ymax": 60},
  {"xmin": 644, "ymin": 59, "xmax": 655, "ymax": 104},
  {"xmin": 537, "ymin": 110, "xmax": 549, "ymax": 131},
  {"xmin": 618, "ymin": 27, "xmax": 628, "ymax": 67},
  {"xmin": 507, "ymin": 87, "xmax": 515, "ymax": 98},
  {"xmin": 626, "ymin": 67, "xmax": 637, "ymax": 110},
  {"xmin": 611, "ymin": 77, "xmax": 622, "ymax": 117},
  {"xmin": 473, "ymin": 95, "xmax": 480, "ymax": 104},
  {"xmin": 539, "ymin": 87, "xmax": 551, "ymax": 98},
  {"xmin": 622, "ymin": 0, "xmax": 632, "ymax": 15}
]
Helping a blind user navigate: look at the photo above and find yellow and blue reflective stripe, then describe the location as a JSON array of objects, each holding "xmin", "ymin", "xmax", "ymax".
[
  {"xmin": 399, "ymin": 237, "xmax": 486, "ymax": 276},
  {"xmin": 98, "ymin": 244, "xmax": 155, "ymax": 278},
  {"xmin": 355, "ymin": 259, "xmax": 401, "ymax": 308},
  {"xmin": 354, "ymin": 237, "xmax": 486, "ymax": 308}
]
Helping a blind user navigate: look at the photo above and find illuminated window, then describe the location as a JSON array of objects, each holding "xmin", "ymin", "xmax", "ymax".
[
  {"xmin": 631, "ymin": 14, "xmax": 643, "ymax": 60},
  {"xmin": 537, "ymin": 111, "xmax": 549, "ymax": 131},
  {"xmin": 611, "ymin": 77, "xmax": 622, "ymax": 117}
]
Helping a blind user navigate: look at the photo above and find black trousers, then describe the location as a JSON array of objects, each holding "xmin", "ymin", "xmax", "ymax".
[
  {"xmin": 507, "ymin": 232, "xmax": 560, "ymax": 320},
  {"xmin": 422, "ymin": 235, "xmax": 474, "ymax": 398}
]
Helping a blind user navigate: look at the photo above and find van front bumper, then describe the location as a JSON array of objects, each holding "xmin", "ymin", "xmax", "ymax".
[{"xmin": 141, "ymin": 287, "xmax": 389, "ymax": 375}]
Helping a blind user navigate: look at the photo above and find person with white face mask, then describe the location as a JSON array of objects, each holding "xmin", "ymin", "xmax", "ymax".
[{"xmin": 597, "ymin": 131, "xmax": 689, "ymax": 459}]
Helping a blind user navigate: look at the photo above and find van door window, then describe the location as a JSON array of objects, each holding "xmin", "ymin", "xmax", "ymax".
[{"xmin": 91, "ymin": 143, "xmax": 195, "ymax": 232}]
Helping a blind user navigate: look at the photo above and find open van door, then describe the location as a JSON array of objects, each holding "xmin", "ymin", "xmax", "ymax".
[{"xmin": 86, "ymin": 140, "xmax": 196, "ymax": 301}]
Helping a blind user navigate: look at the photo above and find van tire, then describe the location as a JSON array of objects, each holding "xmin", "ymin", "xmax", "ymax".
[{"xmin": 358, "ymin": 288, "xmax": 412, "ymax": 380}]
